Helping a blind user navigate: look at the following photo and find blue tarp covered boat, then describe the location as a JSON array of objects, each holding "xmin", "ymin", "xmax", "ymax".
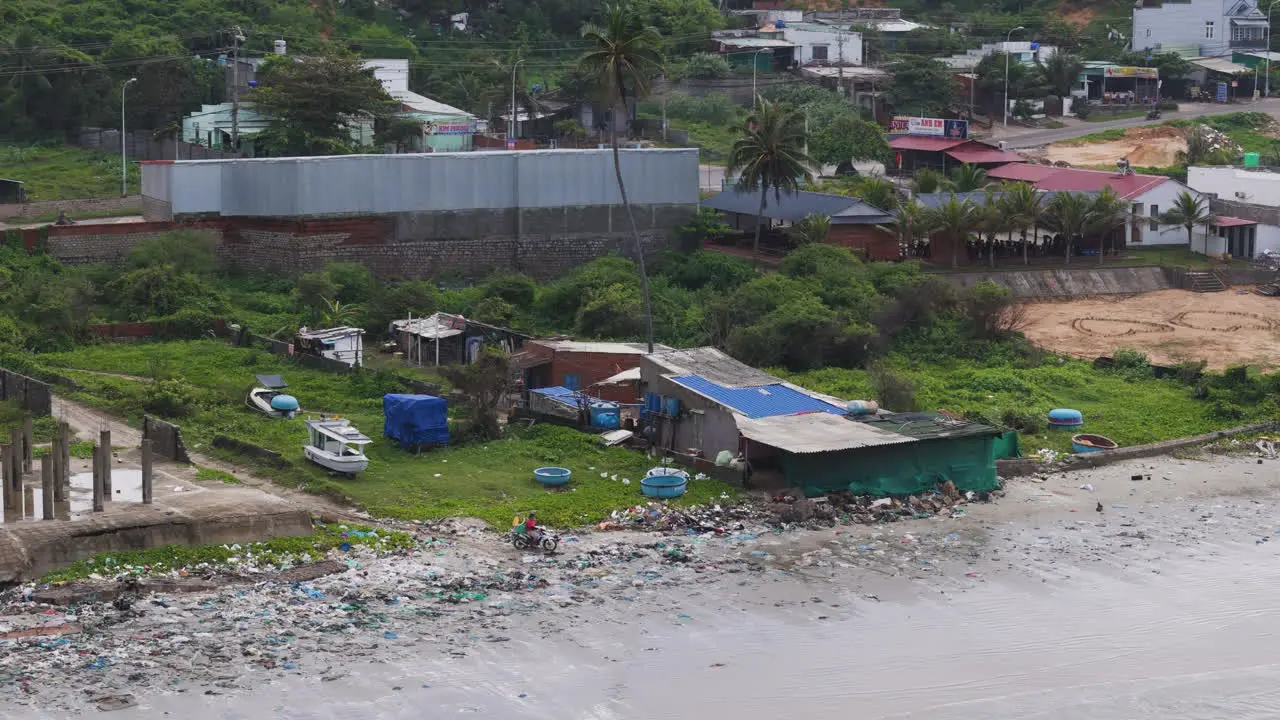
[{"xmin": 383, "ymin": 394, "xmax": 449, "ymax": 449}]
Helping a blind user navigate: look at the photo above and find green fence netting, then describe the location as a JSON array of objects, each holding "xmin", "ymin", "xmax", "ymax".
[{"xmin": 785, "ymin": 435, "xmax": 1002, "ymax": 497}]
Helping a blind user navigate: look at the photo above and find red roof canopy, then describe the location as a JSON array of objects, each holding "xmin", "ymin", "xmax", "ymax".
[
  {"xmin": 1212, "ymin": 215, "xmax": 1256, "ymax": 227},
  {"xmin": 945, "ymin": 147, "xmax": 1026, "ymax": 164},
  {"xmin": 986, "ymin": 163, "xmax": 1169, "ymax": 200},
  {"xmin": 889, "ymin": 136, "xmax": 970, "ymax": 151},
  {"xmin": 986, "ymin": 163, "xmax": 1061, "ymax": 182}
]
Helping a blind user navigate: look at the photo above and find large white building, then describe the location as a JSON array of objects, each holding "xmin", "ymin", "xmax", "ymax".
[{"xmin": 1187, "ymin": 166, "xmax": 1280, "ymax": 257}]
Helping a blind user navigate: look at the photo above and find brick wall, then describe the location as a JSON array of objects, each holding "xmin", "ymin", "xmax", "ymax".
[
  {"xmin": 45, "ymin": 222, "xmax": 222, "ymax": 265},
  {"xmin": 0, "ymin": 195, "xmax": 140, "ymax": 219},
  {"xmin": 827, "ymin": 225, "xmax": 899, "ymax": 261},
  {"xmin": 546, "ymin": 350, "xmax": 647, "ymax": 403}
]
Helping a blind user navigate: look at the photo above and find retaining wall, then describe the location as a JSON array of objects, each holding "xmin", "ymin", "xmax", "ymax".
[
  {"xmin": 0, "ymin": 369, "xmax": 52, "ymax": 416},
  {"xmin": 942, "ymin": 266, "xmax": 1172, "ymax": 298},
  {"xmin": 143, "ymin": 415, "xmax": 191, "ymax": 464},
  {"xmin": 0, "ymin": 195, "xmax": 139, "ymax": 220}
]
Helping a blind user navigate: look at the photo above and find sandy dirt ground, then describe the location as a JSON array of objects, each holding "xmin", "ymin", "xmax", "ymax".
[
  {"xmin": 4, "ymin": 448, "xmax": 1280, "ymax": 719},
  {"xmin": 1020, "ymin": 288, "xmax": 1280, "ymax": 370},
  {"xmin": 1041, "ymin": 126, "xmax": 1188, "ymax": 167}
]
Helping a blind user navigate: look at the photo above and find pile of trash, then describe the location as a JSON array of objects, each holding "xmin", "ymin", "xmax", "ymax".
[
  {"xmin": 594, "ymin": 501, "xmax": 771, "ymax": 534},
  {"xmin": 791, "ymin": 481, "xmax": 990, "ymax": 526}
]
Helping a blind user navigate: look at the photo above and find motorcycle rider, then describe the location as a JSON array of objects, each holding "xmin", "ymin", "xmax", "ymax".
[{"xmin": 523, "ymin": 510, "xmax": 541, "ymax": 544}]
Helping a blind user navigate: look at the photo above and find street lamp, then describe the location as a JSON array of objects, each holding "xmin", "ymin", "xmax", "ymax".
[
  {"xmin": 121, "ymin": 77, "xmax": 137, "ymax": 197},
  {"xmin": 509, "ymin": 59, "xmax": 525, "ymax": 143},
  {"xmin": 752, "ymin": 49, "xmax": 773, "ymax": 106},
  {"xmin": 1268, "ymin": 3, "xmax": 1276, "ymax": 98},
  {"xmin": 1004, "ymin": 27, "xmax": 1024, "ymax": 129}
]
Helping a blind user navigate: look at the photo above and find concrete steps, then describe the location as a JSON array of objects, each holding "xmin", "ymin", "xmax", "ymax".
[{"xmin": 1185, "ymin": 271, "xmax": 1226, "ymax": 293}]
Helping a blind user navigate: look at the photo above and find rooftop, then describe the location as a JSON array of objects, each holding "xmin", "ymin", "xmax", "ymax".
[
  {"xmin": 1212, "ymin": 215, "xmax": 1257, "ymax": 227},
  {"xmin": 530, "ymin": 339, "xmax": 671, "ymax": 355},
  {"xmin": 717, "ymin": 37, "xmax": 797, "ymax": 48},
  {"xmin": 701, "ymin": 187, "xmax": 893, "ymax": 224},
  {"xmin": 945, "ymin": 146, "xmax": 1026, "ymax": 164},
  {"xmin": 987, "ymin": 164, "xmax": 1170, "ymax": 200},
  {"xmin": 297, "ymin": 326, "xmax": 364, "ymax": 341},
  {"xmin": 391, "ymin": 90, "xmax": 473, "ymax": 117},
  {"xmin": 799, "ymin": 66, "xmax": 891, "ymax": 80},
  {"xmin": 1188, "ymin": 56, "xmax": 1250, "ymax": 75},
  {"xmin": 736, "ymin": 412, "xmax": 916, "ymax": 453},
  {"xmin": 646, "ymin": 347, "xmax": 780, "ymax": 388},
  {"xmin": 856, "ymin": 411, "xmax": 1000, "ymax": 441},
  {"xmin": 668, "ymin": 375, "xmax": 847, "ymax": 419},
  {"xmin": 888, "ymin": 136, "xmax": 971, "ymax": 152}
]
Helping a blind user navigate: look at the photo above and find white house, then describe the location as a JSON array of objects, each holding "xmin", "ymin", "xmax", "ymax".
[
  {"xmin": 1133, "ymin": 0, "xmax": 1269, "ymax": 57},
  {"xmin": 296, "ymin": 327, "xmax": 365, "ymax": 368},
  {"xmin": 1187, "ymin": 166, "xmax": 1279, "ymax": 257},
  {"xmin": 778, "ymin": 21, "xmax": 863, "ymax": 65}
]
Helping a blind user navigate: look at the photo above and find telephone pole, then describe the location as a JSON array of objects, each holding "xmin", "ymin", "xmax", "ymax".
[{"xmin": 231, "ymin": 27, "xmax": 245, "ymax": 150}]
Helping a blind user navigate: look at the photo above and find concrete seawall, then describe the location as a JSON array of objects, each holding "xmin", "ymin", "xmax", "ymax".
[{"xmin": 942, "ymin": 266, "xmax": 1172, "ymax": 298}]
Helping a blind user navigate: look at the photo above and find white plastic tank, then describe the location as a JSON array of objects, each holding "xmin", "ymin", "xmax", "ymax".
[{"xmin": 274, "ymin": 39, "xmax": 287, "ymax": 55}]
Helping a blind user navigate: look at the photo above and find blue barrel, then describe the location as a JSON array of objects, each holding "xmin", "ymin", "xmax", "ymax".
[
  {"xmin": 644, "ymin": 392, "xmax": 661, "ymax": 412},
  {"xmin": 663, "ymin": 396, "xmax": 680, "ymax": 416},
  {"xmin": 1048, "ymin": 408, "xmax": 1084, "ymax": 428}
]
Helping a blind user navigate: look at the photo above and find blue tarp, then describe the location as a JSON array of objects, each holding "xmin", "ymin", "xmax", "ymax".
[{"xmin": 383, "ymin": 394, "xmax": 449, "ymax": 448}]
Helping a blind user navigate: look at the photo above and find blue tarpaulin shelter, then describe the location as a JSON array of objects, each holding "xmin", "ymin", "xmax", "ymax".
[{"xmin": 383, "ymin": 394, "xmax": 449, "ymax": 448}]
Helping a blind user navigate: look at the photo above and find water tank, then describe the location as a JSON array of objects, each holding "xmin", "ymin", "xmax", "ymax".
[
  {"xmin": 662, "ymin": 396, "xmax": 680, "ymax": 417},
  {"xmin": 274, "ymin": 39, "xmax": 287, "ymax": 55},
  {"xmin": 846, "ymin": 399, "xmax": 880, "ymax": 416},
  {"xmin": 270, "ymin": 394, "xmax": 299, "ymax": 411},
  {"xmin": 1245, "ymin": 152, "xmax": 1260, "ymax": 167}
]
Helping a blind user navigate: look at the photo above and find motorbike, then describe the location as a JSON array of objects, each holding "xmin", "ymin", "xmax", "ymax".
[
  {"xmin": 512, "ymin": 526, "xmax": 559, "ymax": 553},
  {"xmin": 1146, "ymin": 109, "xmax": 1162, "ymax": 120}
]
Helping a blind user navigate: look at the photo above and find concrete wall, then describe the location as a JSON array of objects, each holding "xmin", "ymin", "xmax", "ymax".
[
  {"xmin": 941, "ymin": 265, "xmax": 1172, "ymax": 298},
  {"xmin": 1135, "ymin": 182, "xmax": 1206, "ymax": 246},
  {"xmin": 0, "ymin": 370, "xmax": 52, "ymax": 416},
  {"xmin": 143, "ymin": 415, "xmax": 191, "ymax": 464},
  {"xmin": 639, "ymin": 356, "xmax": 741, "ymax": 459},
  {"xmin": 0, "ymin": 195, "xmax": 139, "ymax": 219},
  {"xmin": 1209, "ymin": 197, "xmax": 1280, "ymax": 255},
  {"xmin": 1132, "ymin": 0, "xmax": 1231, "ymax": 55}
]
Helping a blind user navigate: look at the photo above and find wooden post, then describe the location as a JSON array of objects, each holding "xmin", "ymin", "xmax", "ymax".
[
  {"xmin": 91, "ymin": 445, "xmax": 104, "ymax": 512},
  {"xmin": 58, "ymin": 421, "xmax": 70, "ymax": 501},
  {"xmin": 50, "ymin": 430, "xmax": 63, "ymax": 503},
  {"xmin": 1, "ymin": 444, "xmax": 13, "ymax": 512},
  {"xmin": 40, "ymin": 454, "xmax": 53, "ymax": 520},
  {"xmin": 141, "ymin": 439, "xmax": 153, "ymax": 505},
  {"xmin": 99, "ymin": 429, "xmax": 112, "ymax": 500},
  {"xmin": 21, "ymin": 413, "xmax": 33, "ymax": 474}
]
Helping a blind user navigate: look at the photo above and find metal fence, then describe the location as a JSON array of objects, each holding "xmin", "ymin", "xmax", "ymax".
[{"xmin": 75, "ymin": 127, "xmax": 243, "ymax": 162}]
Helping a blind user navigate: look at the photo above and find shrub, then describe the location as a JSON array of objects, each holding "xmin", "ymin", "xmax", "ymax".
[
  {"xmin": 962, "ymin": 281, "xmax": 1014, "ymax": 340},
  {"xmin": 868, "ymin": 364, "xmax": 918, "ymax": 411},
  {"xmin": 665, "ymin": 92, "xmax": 738, "ymax": 126},
  {"xmin": 128, "ymin": 231, "xmax": 220, "ymax": 275},
  {"xmin": 681, "ymin": 53, "xmax": 732, "ymax": 80},
  {"xmin": 676, "ymin": 208, "xmax": 735, "ymax": 250},
  {"xmin": 143, "ymin": 378, "xmax": 201, "ymax": 418},
  {"xmin": 1112, "ymin": 347, "xmax": 1151, "ymax": 371},
  {"xmin": 1211, "ymin": 400, "xmax": 1245, "ymax": 421},
  {"xmin": 1002, "ymin": 408, "xmax": 1046, "ymax": 435}
]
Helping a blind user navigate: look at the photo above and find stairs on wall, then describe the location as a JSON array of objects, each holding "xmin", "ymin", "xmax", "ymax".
[{"xmin": 1185, "ymin": 271, "xmax": 1226, "ymax": 293}]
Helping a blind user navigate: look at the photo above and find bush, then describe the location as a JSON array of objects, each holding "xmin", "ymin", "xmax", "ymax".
[
  {"xmin": 655, "ymin": 249, "xmax": 752, "ymax": 292},
  {"xmin": 681, "ymin": 53, "xmax": 732, "ymax": 80},
  {"xmin": 1002, "ymin": 408, "xmax": 1046, "ymax": 435},
  {"xmin": 128, "ymin": 231, "xmax": 220, "ymax": 275},
  {"xmin": 1112, "ymin": 347, "xmax": 1151, "ymax": 371},
  {"xmin": 676, "ymin": 208, "xmax": 735, "ymax": 250},
  {"xmin": 105, "ymin": 266, "xmax": 226, "ymax": 321},
  {"xmin": 868, "ymin": 364, "xmax": 918, "ymax": 411},
  {"xmin": 143, "ymin": 378, "xmax": 201, "ymax": 418},
  {"xmin": 961, "ymin": 281, "xmax": 1014, "ymax": 340},
  {"xmin": 664, "ymin": 92, "xmax": 739, "ymax": 126},
  {"xmin": 1211, "ymin": 400, "xmax": 1246, "ymax": 421}
]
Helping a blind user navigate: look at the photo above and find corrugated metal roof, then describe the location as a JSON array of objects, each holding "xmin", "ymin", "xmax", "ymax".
[
  {"xmin": 531, "ymin": 340, "xmax": 670, "ymax": 354},
  {"xmin": 669, "ymin": 375, "xmax": 846, "ymax": 418},
  {"xmin": 946, "ymin": 147, "xmax": 1026, "ymax": 164},
  {"xmin": 1189, "ymin": 56, "xmax": 1250, "ymax": 74},
  {"xmin": 986, "ymin": 163, "xmax": 1059, "ymax": 182},
  {"xmin": 392, "ymin": 312, "xmax": 466, "ymax": 339},
  {"xmin": 1213, "ymin": 215, "xmax": 1257, "ymax": 227},
  {"xmin": 597, "ymin": 367, "xmax": 641, "ymax": 385},
  {"xmin": 297, "ymin": 326, "xmax": 364, "ymax": 341},
  {"xmin": 702, "ymin": 187, "xmax": 890, "ymax": 223},
  {"xmin": 718, "ymin": 37, "xmax": 796, "ymax": 48},
  {"xmin": 391, "ymin": 90, "xmax": 472, "ymax": 117},
  {"xmin": 857, "ymin": 412, "xmax": 1000, "ymax": 440},
  {"xmin": 987, "ymin": 164, "xmax": 1170, "ymax": 200},
  {"xmin": 888, "ymin": 136, "xmax": 970, "ymax": 151},
  {"xmin": 647, "ymin": 347, "xmax": 780, "ymax": 388},
  {"xmin": 914, "ymin": 190, "xmax": 1097, "ymax": 210},
  {"xmin": 737, "ymin": 412, "xmax": 917, "ymax": 453}
]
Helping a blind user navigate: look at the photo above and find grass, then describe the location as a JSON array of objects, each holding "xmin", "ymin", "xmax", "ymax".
[
  {"xmin": 1085, "ymin": 110, "xmax": 1148, "ymax": 122},
  {"xmin": 777, "ymin": 355, "xmax": 1276, "ymax": 455},
  {"xmin": 195, "ymin": 466, "xmax": 241, "ymax": 484},
  {"xmin": 35, "ymin": 340, "xmax": 736, "ymax": 527},
  {"xmin": 1058, "ymin": 127, "xmax": 1129, "ymax": 145},
  {"xmin": 0, "ymin": 144, "xmax": 141, "ymax": 201},
  {"xmin": 38, "ymin": 522, "xmax": 415, "ymax": 584},
  {"xmin": 1121, "ymin": 246, "xmax": 1253, "ymax": 269},
  {"xmin": 4, "ymin": 207, "xmax": 140, "ymax": 224}
]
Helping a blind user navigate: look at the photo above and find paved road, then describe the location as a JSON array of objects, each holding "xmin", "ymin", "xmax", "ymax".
[{"xmin": 1002, "ymin": 98, "xmax": 1280, "ymax": 148}]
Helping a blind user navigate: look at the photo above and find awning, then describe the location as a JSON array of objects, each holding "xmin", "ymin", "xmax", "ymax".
[
  {"xmin": 1231, "ymin": 17, "xmax": 1270, "ymax": 27},
  {"xmin": 1212, "ymin": 215, "xmax": 1257, "ymax": 227},
  {"xmin": 736, "ymin": 412, "xmax": 916, "ymax": 454},
  {"xmin": 888, "ymin": 136, "xmax": 970, "ymax": 151},
  {"xmin": 945, "ymin": 148, "xmax": 1026, "ymax": 164},
  {"xmin": 1189, "ymin": 57, "xmax": 1250, "ymax": 74},
  {"xmin": 595, "ymin": 367, "xmax": 641, "ymax": 385}
]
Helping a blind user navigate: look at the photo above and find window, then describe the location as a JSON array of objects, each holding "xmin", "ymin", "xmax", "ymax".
[
  {"xmin": 811, "ymin": 44, "xmax": 829, "ymax": 61},
  {"xmin": 563, "ymin": 374, "xmax": 580, "ymax": 391},
  {"xmin": 1131, "ymin": 203, "xmax": 1143, "ymax": 242},
  {"xmin": 1206, "ymin": 21, "xmax": 1215, "ymax": 39},
  {"xmin": 1149, "ymin": 204, "xmax": 1159, "ymax": 231},
  {"xmin": 1146, "ymin": 28, "xmax": 1151, "ymax": 37}
]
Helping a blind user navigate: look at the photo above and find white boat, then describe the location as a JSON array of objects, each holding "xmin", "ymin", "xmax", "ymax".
[
  {"xmin": 247, "ymin": 374, "xmax": 299, "ymax": 419},
  {"xmin": 303, "ymin": 419, "xmax": 371, "ymax": 475}
]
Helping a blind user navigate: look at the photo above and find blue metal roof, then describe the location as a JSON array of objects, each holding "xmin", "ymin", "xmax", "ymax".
[
  {"xmin": 669, "ymin": 375, "xmax": 846, "ymax": 419},
  {"xmin": 531, "ymin": 386, "xmax": 580, "ymax": 398}
]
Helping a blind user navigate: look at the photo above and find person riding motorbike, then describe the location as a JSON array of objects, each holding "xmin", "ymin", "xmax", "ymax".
[{"xmin": 523, "ymin": 511, "xmax": 541, "ymax": 544}]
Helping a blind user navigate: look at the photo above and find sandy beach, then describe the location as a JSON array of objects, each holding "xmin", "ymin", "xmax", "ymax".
[{"xmin": 4, "ymin": 450, "xmax": 1280, "ymax": 719}]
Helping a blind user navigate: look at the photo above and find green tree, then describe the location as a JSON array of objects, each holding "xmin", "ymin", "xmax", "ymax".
[
  {"xmin": 679, "ymin": 53, "xmax": 732, "ymax": 80},
  {"xmin": 855, "ymin": 176, "xmax": 898, "ymax": 211},
  {"xmin": 976, "ymin": 189, "xmax": 1013, "ymax": 267},
  {"xmin": 998, "ymin": 182, "xmax": 1045, "ymax": 265},
  {"xmin": 632, "ymin": 0, "xmax": 723, "ymax": 53},
  {"xmin": 974, "ymin": 52, "xmax": 1045, "ymax": 122},
  {"xmin": 1086, "ymin": 188, "xmax": 1130, "ymax": 264},
  {"xmin": 318, "ymin": 297, "xmax": 362, "ymax": 327},
  {"xmin": 728, "ymin": 98, "xmax": 817, "ymax": 268},
  {"xmin": 1158, "ymin": 190, "xmax": 1214, "ymax": 249},
  {"xmin": 884, "ymin": 56, "xmax": 956, "ymax": 117},
  {"xmin": 924, "ymin": 194, "xmax": 980, "ymax": 268},
  {"xmin": 789, "ymin": 214, "xmax": 832, "ymax": 246},
  {"xmin": 949, "ymin": 164, "xmax": 988, "ymax": 192},
  {"xmin": 376, "ymin": 117, "xmax": 425, "ymax": 153},
  {"xmin": 253, "ymin": 53, "xmax": 395, "ymax": 156},
  {"xmin": 809, "ymin": 114, "xmax": 891, "ymax": 168},
  {"xmin": 1037, "ymin": 52, "xmax": 1085, "ymax": 102},
  {"xmin": 911, "ymin": 168, "xmax": 949, "ymax": 194},
  {"xmin": 578, "ymin": 2, "xmax": 665, "ymax": 352},
  {"xmin": 1043, "ymin": 191, "xmax": 1093, "ymax": 265}
]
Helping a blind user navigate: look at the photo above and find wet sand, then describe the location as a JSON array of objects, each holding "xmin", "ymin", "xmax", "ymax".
[{"xmin": 6, "ymin": 452, "xmax": 1280, "ymax": 719}]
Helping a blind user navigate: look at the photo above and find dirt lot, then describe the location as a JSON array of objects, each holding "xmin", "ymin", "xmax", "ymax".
[
  {"xmin": 1020, "ymin": 288, "xmax": 1280, "ymax": 370},
  {"xmin": 1042, "ymin": 126, "xmax": 1187, "ymax": 168}
]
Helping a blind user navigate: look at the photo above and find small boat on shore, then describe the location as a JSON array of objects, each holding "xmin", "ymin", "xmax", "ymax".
[
  {"xmin": 247, "ymin": 374, "xmax": 299, "ymax": 419},
  {"xmin": 1072, "ymin": 433, "xmax": 1118, "ymax": 453},
  {"xmin": 303, "ymin": 419, "xmax": 371, "ymax": 475}
]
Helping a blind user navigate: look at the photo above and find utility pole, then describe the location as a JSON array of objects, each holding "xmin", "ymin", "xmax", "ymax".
[
  {"xmin": 1003, "ymin": 26, "xmax": 1025, "ymax": 129},
  {"xmin": 1268, "ymin": 2, "xmax": 1276, "ymax": 98},
  {"xmin": 837, "ymin": 26, "xmax": 845, "ymax": 98},
  {"xmin": 231, "ymin": 26, "xmax": 245, "ymax": 150},
  {"xmin": 510, "ymin": 59, "xmax": 525, "ymax": 142},
  {"xmin": 121, "ymin": 78, "xmax": 137, "ymax": 197}
]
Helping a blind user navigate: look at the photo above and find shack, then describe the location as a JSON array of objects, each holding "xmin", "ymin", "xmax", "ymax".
[
  {"xmin": 392, "ymin": 312, "xmax": 528, "ymax": 366},
  {"xmin": 700, "ymin": 187, "xmax": 899, "ymax": 260},
  {"xmin": 294, "ymin": 326, "xmax": 365, "ymax": 368},
  {"xmin": 522, "ymin": 339, "xmax": 673, "ymax": 402}
]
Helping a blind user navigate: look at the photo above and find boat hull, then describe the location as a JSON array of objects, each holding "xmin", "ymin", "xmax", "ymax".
[
  {"xmin": 247, "ymin": 389, "xmax": 293, "ymax": 419},
  {"xmin": 303, "ymin": 445, "xmax": 369, "ymax": 474}
]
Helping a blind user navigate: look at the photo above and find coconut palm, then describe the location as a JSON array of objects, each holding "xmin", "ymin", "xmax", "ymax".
[
  {"xmin": 1043, "ymin": 191, "xmax": 1092, "ymax": 265},
  {"xmin": 790, "ymin": 213, "xmax": 831, "ymax": 246},
  {"xmin": 1086, "ymin": 188, "xmax": 1131, "ymax": 265},
  {"xmin": 976, "ymin": 189, "xmax": 1014, "ymax": 267},
  {"xmin": 728, "ymin": 97, "xmax": 817, "ymax": 268},
  {"xmin": 924, "ymin": 194, "xmax": 980, "ymax": 267},
  {"xmin": 911, "ymin": 167, "xmax": 948, "ymax": 194},
  {"xmin": 877, "ymin": 201, "xmax": 930, "ymax": 259},
  {"xmin": 318, "ymin": 297, "xmax": 361, "ymax": 327},
  {"xmin": 949, "ymin": 163, "xmax": 988, "ymax": 192},
  {"xmin": 578, "ymin": 4, "xmax": 664, "ymax": 352},
  {"xmin": 998, "ymin": 182, "xmax": 1045, "ymax": 265},
  {"xmin": 856, "ymin": 176, "xmax": 899, "ymax": 211},
  {"xmin": 1158, "ymin": 190, "xmax": 1214, "ymax": 249},
  {"xmin": 1037, "ymin": 53, "xmax": 1085, "ymax": 103}
]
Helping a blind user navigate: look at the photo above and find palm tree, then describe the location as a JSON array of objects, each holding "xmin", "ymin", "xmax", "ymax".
[
  {"xmin": 1037, "ymin": 53, "xmax": 1085, "ymax": 105},
  {"xmin": 949, "ymin": 163, "xmax": 988, "ymax": 192},
  {"xmin": 578, "ymin": 4, "xmax": 664, "ymax": 352},
  {"xmin": 790, "ymin": 213, "xmax": 831, "ymax": 246},
  {"xmin": 911, "ymin": 168, "xmax": 948, "ymax": 194},
  {"xmin": 999, "ymin": 183, "xmax": 1045, "ymax": 265},
  {"xmin": 977, "ymin": 189, "xmax": 1013, "ymax": 267},
  {"xmin": 318, "ymin": 297, "xmax": 361, "ymax": 327},
  {"xmin": 1043, "ymin": 192, "xmax": 1092, "ymax": 265},
  {"xmin": 1158, "ymin": 190, "xmax": 1214, "ymax": 250},
  {"xmin": 1086, "ymin": 188, "xmax": 1130, "ymax": 265},
  {"xmin": 924, "ymin": 194, "xmax": 980, "ymax": 267},
  {"xmin": 878, "ymin": 202, "xmax": 930, "ymax": 259},
  {"xmin": 728, "ymin": 98, "xmax": 817, "ymax": 268},
  {"xmin": 856, "ymin": 176, "xmax": 898, "ymax": 211}
]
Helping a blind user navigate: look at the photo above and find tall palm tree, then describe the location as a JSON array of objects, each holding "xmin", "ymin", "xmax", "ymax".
[
  {"xmin": 924, "ymin": 194, "xmax": 980, "ymax": 267},
  {"xmin": 578, "ymin": 4, "xmax": 664, "ymax": 352},
  {"xmin": 1086, "ymin": 188, "xmax": 1130, "ymax": 265},
  {"xmin": 911, "ymin": 168, "xmax": 948, "ymax": 194},
  {"xmin": 878, "ymin": 201, "xmax": 930, "ymax": 259},
  {"xmin": 1158, "ymin": 190, "xmax": 1214, "ymax": 250},
  {"xmin": 976, "ymin": 189, "xmax": 1013, "ymax": 267},
  {"xmin": 728, "ymin": 98, "xmax": 817, "ymax": 268},
  {"xmin": 999, "ymin": 182, "xmax": 1045, "ymax": 265},
  {"xmin": 1037, "ymin": 53, "xmax": 1085, "ymax": 104},
  {"xmin": 856, "ymin": 176, "xmax": 898, "ymax": 211},
  {"xmin": 949, "ymin": 163, "xmax": 988, "ymax": 192},
  {"xmin": 1043, "ymin": 192, "xmax": 1092, "ymax": 265}
]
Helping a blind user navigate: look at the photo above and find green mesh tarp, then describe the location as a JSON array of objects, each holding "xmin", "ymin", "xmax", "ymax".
[
  {"xmin": 784, "ymin": 435, "xmax": 1001, "ymax": 497},
  {"xmin": 993, "ymin": 431, "xmax": 1021, "ymax": 459}
]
